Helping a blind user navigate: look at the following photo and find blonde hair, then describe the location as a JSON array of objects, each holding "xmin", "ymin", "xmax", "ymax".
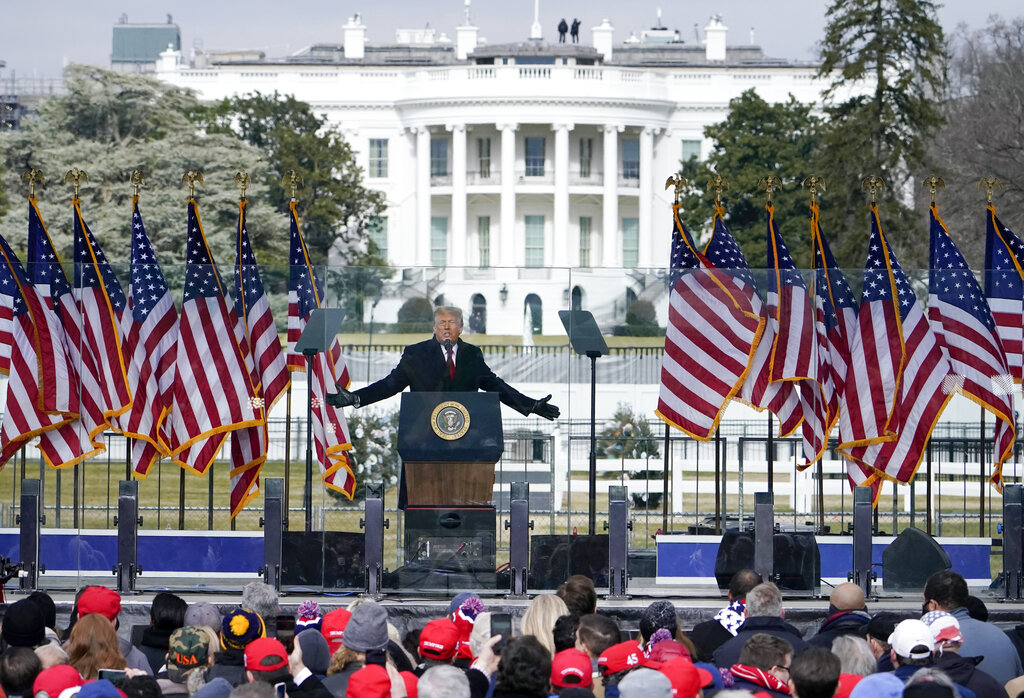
[
  {"xmin": 66, "ymin": 614, "xmax": 126, "ymax": 680},
  {"xmin": 520, "ymin": 594, "xmax": 569, "ymax": 658}
]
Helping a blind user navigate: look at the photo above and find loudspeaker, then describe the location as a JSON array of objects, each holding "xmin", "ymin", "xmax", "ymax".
[
  {"xmin": 281, "ymin": 531, "xmax": 364, "ymax": 589},
  {"xmin": 529, "ymin": 534, "xmax": 609, "ymax": 589},
  {"xmin": 714, "ymin": 530, "xmax": 820, "ymax": 592},
  {"xmin": 882, "ymin": 527, "xmax": 951, "ymax": 591},
  {"xmin": 404, "ymin": 506, "xmax": 496, "ymax": 573}
]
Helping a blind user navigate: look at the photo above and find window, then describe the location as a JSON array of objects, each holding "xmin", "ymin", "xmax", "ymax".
[
  {"xmin": 478, "ymin": 216, "xmax": 491, "ymax": 268},
  {"xmin": 579, "ymin": 137, "xmax": 593, "ymax": 178},
  {"xmin": 525, "ymin": 215, "xmax": 545, "ymax": 267},
  {"xmin": 368, "ymin": 138, "xmax": 388, "ymax": 178},
  {"xmin": 579, "ymin": 217, "xmax": 592, "ymax": 267},
  {"xmin": 622, "ymin": 217, "xmax": 639, "ymax": 268},
  {"xmin": 681, "ymin": 139, "xmax": 702, "ymax": 163},
  {"xmin": 622, "ymin": 139, "xmax": 639, "ymax": 179},
  {"xmin": 368, "ymin": 216, "xmax": 388, "ymax": 260},
  {"xmin": 431, "ymin": 217, "xmax": 448, "ymax": 267},
  {"xmin": 525, "ymin": 137, "xmax": 545, "ymax": 176},
  {"xmin": 430, "ymin": 137, "xmax": 448, "ymax": 176},
  {"xmin": 478, "ymin": 138, "xmax": 491, "ymax": 178}
]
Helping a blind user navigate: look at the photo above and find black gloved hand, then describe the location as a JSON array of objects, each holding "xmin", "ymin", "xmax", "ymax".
[
  {"xmin": 326, "ymin": 386, "xmax": 358, "ymax": 408},
  {"xmin": 533, "ymin": 394, "xmax": 560, "ymax": 420}
]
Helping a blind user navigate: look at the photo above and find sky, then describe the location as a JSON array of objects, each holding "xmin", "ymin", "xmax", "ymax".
[{"xmin": 1, "ymin": 0, "xmax": 1020, "ymax": 79}]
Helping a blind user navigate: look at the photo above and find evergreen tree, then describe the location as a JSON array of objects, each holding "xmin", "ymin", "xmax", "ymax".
[
  {"xmin": 815, "ymin": 0, "xmax": 946, "ymax": 269},
  {"xmin": 676, "ymin": 89, "xmax": 824, "ymax": 270}
]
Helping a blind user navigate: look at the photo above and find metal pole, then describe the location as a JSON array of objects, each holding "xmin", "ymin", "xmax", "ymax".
[
  {"xmin": 714, "ymin": 427, "xmax": 722, "ymax": 533},
  {"xmin": 817, "ymin": 460, "xmax": 825, "ymax": 532},
  {"xmin": 926, "ymin": 440, "xmax": 933, "ymax": 535},
  {"xmin": 284, "ymin": 383, "xmax": 292, "ymax": 527},
  {"xmin": 980, "ymin": 406, "xmax": 985, "ymax": 537},
  {"xmin": 305, "ymin": 352, "xmax": 316, "ymax": 533},
  {"xmin": 767, "ymin": 412, "xmax": 774, "ymax": 492},
  {"xmin": 178, "ymin": 468, "xmax": 185, "ymax": 530},
  {"xmin": 588, "ymin": 352, "xmax": 598, "ymax": 535},
  {"xmin": 662, "ymin": 423, "xmax": 670, "ymax": 533}
]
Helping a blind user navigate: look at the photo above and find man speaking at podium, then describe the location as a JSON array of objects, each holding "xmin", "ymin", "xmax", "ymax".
[{"xmin": 327, "ymin": 306, "xmax": 560, "ymax": 420}]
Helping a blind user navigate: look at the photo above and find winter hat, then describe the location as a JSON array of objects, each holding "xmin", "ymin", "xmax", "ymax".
[
  {"xmin": 296, "ymin": 601, "xmax": 323, "ymax": 633},
  {"xmin": 220, "ymin": 607, "xmax": 266, "ymax": 651},
  {"xmin": 450, "ymin": 596, "xmax": 487, "ymax": 661},
  {"xmin": 244, "ymin": 637, "xmax": 289, "ymax": 672},
  {"xmin": 644, "ymin": 637, "xmax": 693, "ymax": 666},
  {"xmin": 76, "ymin": 680, "xmax": 122, "ymax": 698},
  {"xmin": 190, "ymin": 678, "xmax": 233, "ymax": 698},
  {"xmin": 296, "ymin": 628, "xmax": 331, "ymax": 675},
  {"xmin": 921, "ymin": 611, "xmax": 962, "ymax": 652},
  {"xmin": 849, "ymin": 673, "xmax": 905, "ymax": 698},
  {"xmin": 342, "ymin": 601, "xmax": 389, "ymax": 653},
  {"xmin": 27, "ymin": 591, "xmax": 58, "ymax": 630},
  {"xmin": 448, "ymin": 593, "xmax": 477, "ymax": 615},
  {"xmin": 888, "ymin": 619, "xmax": 935, "ymax": 659},
  {"xmin": 618, "ymin": 668, "xmax": 672, "ymax": 698},
  {"xmin": 167, "ymin": 626, "xmax": 214, "ymax": 683},
  {"xmin": 551, "ymin": 648, "xmax": 593, "ymax": 688},
  {"xmin": 346, "ymin": 664, "xmax": 390, "ymax": 698},
  {"xmin": 1, "ymin": 597, "xmax": 46, "ymax": 647},
  {"xmin": 863, "ymin": 612, "xmax": 902, "ymax": 643},
  {"xmin": 640, "ymin": 601, "xmax": 678, "ymax": 641},
  {"xmin": 33, "ymin": 665, "xmax": 85, "ymax": 698},
  {"xmin": 184, "ymin": 603, "xmax": 222, "ymax": 634},
  {"xmin": 657, "ymin": 657, "xmax": 713, "ymax": 698},
  {"xmin": 418, "ymin": 619, "xmax": 460, "ymax": 661},
  {"xmin": 77, "ymin": 586, "xmax": 121, "ymax": 621},
  {"xmin": 598, "ymin": 641, "xmax": 644, "ymax": 676},
  {"xmin": 321, "ymin": 609, "xmax": 352, "ymax": 654}
]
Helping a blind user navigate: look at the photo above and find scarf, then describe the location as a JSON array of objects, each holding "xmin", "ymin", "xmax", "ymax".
[
  {"xmin": 729, "ymin": 663, "xmax": 791, "ymax": 695},
  {"xmin": 714, "ymin": 599, "xmax": 747, "ymax": 636}
]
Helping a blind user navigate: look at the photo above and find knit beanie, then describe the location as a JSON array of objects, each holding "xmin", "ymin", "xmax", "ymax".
[
  {"xmin": 296, "ymin": 601, "xmax": 323, "ymax": 633},
  {"xmin": 640, "ymin": 600, "xmax": 678, "ymax": 641},
  {"xmin": 342, "ymin": 601, "xmax": 389, "ymax": 653},
  {"xmin": 220, "ymin": 607, "xmax": 266, "ymax": 651},
  {"xmin": 1, "ymin": 598, "xmax": 46, "ymax": 648},
  {"xmin": 184, "ymin": 602, "xmax": 223, "ymax": 634},
  {"xmin": 296, "ymin": 628, "xmax": 331, "ymax": 675}
]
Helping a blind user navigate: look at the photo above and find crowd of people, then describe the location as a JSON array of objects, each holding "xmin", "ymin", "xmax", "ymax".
[{"xmin": 1, "ymin": 569, "xmax": 1023, "ymax": 698}]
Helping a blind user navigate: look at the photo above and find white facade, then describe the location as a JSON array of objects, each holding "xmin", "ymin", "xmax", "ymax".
[{"xmin": 155, "ymin": 17, "xmax": 843, "ymax": 334}]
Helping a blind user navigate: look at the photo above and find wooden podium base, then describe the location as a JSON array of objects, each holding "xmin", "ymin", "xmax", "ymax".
[{"xmin": 404, "ymin": 462, "xmax": 495, "ymax": 506}]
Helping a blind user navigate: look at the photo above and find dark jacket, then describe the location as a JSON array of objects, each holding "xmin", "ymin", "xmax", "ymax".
[
  {"xmin": 353, "ymin": 338, "xmax": 537, "ymax": 415},
  {"xmin": 689, "ymin": 619, "xmax": 736, "ymax": 663},
  {"xmin": 139, "ymin": 627, "xmax": 175, "ymax": 675},
  {"xmin": 1006, "ymin": 625, "xmax": 1024, "ymax": 667},
  {"xmin": 204, "ymin": 649, "xmax": 247, "ymax": 688},
  {"xmin": 711, "ymin": 617, "xmax": 808, "ymax": 668},
  {"xmin": 932, "ymin": 652, "xmax": 1009, "ymax": 698},
  {"xmin": 807, "ymin": 610, "xmax": 871, "ymax": 648},
  {"xmin": 727, "ymin": 678, "xmax": 790, "ymax": 698},
  {"xmin": 894, "ymin": 663, "xmax": 978, "ymax": 698},
  {"xmin": 321, "ymin": 661, "xmax": 363, "ymax": 698},
  {"xmin": 287, "ymin": 674, "xmax": 332, "ymax": 698}
]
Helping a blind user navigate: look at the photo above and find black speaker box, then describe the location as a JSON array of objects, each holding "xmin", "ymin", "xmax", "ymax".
[
  {"xmin": 404, "ymin": 506, "xmax": 496, "ymax": 573},
  {"xmin": 882, "ymin": 527, "xmax": 951, "ymax": 591},
  {"xmin": 714, "ymin": 530, "xmax": 820, "ymax": 592},
  {"xmin": 529, "ymin": 534, "xmax": 609, "ymax": 589},
  {"xmin": 281, "ymin": 531, "xmax": 364, "ymax": 589}
]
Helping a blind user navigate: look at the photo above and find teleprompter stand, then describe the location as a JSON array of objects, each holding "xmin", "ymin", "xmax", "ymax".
[
  {"xmin": 559, "ymin": 310, "xmax": 608, "ymax": 536},
  {"xmin": 294, "ymin": 308, "xmax": 346, "ymax": 533}
]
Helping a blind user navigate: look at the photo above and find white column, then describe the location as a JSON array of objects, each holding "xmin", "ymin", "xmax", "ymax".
[
  {"xmin": 638, "ymin": 126, "xmax": 655, "ymax": 268},
  {"xmin": 450, "ymin": 123, "xmax": 468, "ymax": 267},
  {"xmin": 553, "ymin": 123, "xmax": 572, "ymax": 267},
  {"xmin": 415, "ymin": 127, "xmax": 431, "ymax": 266},
  {"xmin": 602, "ymin": 124, "xmax": 621, "ymax": 267},
  {"xmin": 499, "ymin": 123, "xmax": 518, "ymax": 267}
]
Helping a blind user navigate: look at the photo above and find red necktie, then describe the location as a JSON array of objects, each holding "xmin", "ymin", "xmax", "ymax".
[{"xmin": 447, "ymin": 348, "xmax": 456, "ymax": 381}]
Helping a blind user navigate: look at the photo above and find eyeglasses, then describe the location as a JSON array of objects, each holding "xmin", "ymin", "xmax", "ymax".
[{"xmin": 775, "ymin": 665, "xmax": 791, "ymax": 674}]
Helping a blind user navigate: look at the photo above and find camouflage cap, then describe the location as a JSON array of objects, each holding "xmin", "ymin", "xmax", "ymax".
[{"xmin": 168, "ymin": 625, "xmax": 214, "ymax": 683}]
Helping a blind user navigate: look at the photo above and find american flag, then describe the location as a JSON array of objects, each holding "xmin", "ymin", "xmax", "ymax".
[
  {"xmin": 764, "ymin": 205, "xmax": 826, "ymax": 465},
  {"xmin": 928, "ymin": 206, "xmax": 1014, "ymax": 490},
  {"xmin": 810, "ymin": 205, "xmax": 877, "ymax": 492},
  {"xmin": 73, "ymin": 200, "xmax": 131, "ymax": 425},
  {"xmin": 848, "ymin": 206, "xmax": 952, "ymax": 484},
  {"xmin": 0, "ymin": 232, "xmax": 74, "ymax": 469},
  {"xmin": 114, "ymin": 199, "xmax": 178, "ymax": 476},
  {"xmin": 984, "ymin": 205, "xmax": 1024, "ymax": 385},
  {"xmin": 229, "ymin": 200, "xmax": 289, "ymax": 517},
  {"xmin": 28, "ymin": 200, "xmax": 109, "ymax": 468},
  {"xmin": 168, "ymin": 201, "xmax": 261, "ymax": 477},
  {"xmin": 702, "ymin": 207, "xmax": 801, "ymax": 437},
  {"xmin": 287, "ymin": 201, "xmax": 355, "ymax": 496},
  {"xmin": 656, "ymin": 204, "xmax": 764, "ymax": 439}
]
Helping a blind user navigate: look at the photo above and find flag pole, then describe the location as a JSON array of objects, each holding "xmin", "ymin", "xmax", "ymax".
[{"xmin": 282, "ymin": 171, "xmax": 303, "ymax": 530}]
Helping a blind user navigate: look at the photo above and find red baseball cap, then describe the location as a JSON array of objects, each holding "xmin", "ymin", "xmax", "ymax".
[
  {"xmin": 33, "ymin": 665, "xmax": 85, "ymax": 698},
  {"xmin": 321, "ymin": 608, "xmax": 352, "ymax": 654},
  {"xmin": 551, "ymin": 648, "xmax": 594, "ymax": 688},
  {"xmin": 78, "ymin": 586, "xmax": 122, "ymax": 621},
  {"xmin": 244, "ymin": 637, "xmax": 289, "ymax": 672},
  {"xmin": 658, "ymin": 657, "xmax": 714, "ymax": 698},
  {"xmin": 400, "ymin": 670, "xmax": 419, "ymax": 698},
  {"xmin": 418, "ymin": 619, "xmax": 460, "ymax": 661},
  {"xmin": 597, "ymin": 640, "xmax": 643, "ymax": 676},
  {"xmin": 346, "ymin": 664, "xmax": 390, "ymax": 698}
]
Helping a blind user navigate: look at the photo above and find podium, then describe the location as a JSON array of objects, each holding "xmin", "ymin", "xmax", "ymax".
[{"xmin": 397, "ymin": 392, "xmax": 502, "ymax": 585}]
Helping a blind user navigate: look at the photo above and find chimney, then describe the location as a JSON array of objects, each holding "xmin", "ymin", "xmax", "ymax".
[
  {"xmin": 344, "ymin": 14, "xmax": 367, "ymax": 60},
  {"xmin": 592, "ymin": 19, "xmax": 614, "ymax": 61},
  {"xmin": 703, "ymin": 15, "xmax": 727, "ymax": 62}
]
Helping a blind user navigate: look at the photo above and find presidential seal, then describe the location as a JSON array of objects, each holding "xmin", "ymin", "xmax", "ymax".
[{"xmin": 431, "ymin": 400, "xmax": 470, "ymax": 440}]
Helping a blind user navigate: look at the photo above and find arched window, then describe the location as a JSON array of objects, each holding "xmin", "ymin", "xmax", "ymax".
[
  {"xmin": 571, "ymin": 285, "xmax": 583, "ymax": 311},
  {"xmin": 525, "ymin": 293, "xmax": 543, "ymax": 335},
  {"xmin": 469, "ymin": 293, "xmax": 487, "ymax": 333}
]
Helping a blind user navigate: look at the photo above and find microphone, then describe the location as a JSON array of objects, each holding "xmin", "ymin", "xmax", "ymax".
[{"xmin": 444, "ymin": 338, "xmax": 452, "ymax": 352}]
